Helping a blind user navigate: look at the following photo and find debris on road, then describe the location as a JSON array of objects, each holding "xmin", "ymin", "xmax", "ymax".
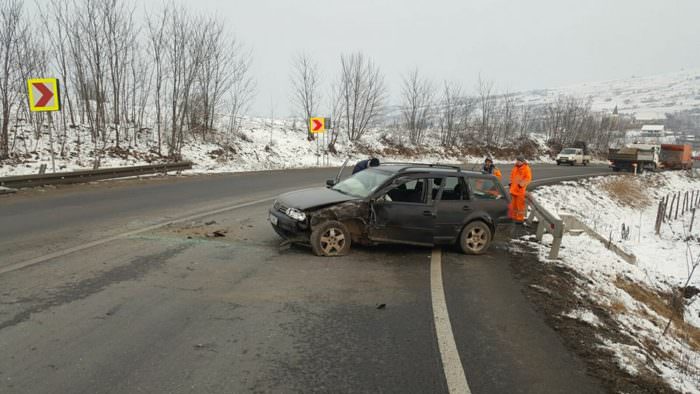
[
  {"xmin": 376, "ymin": 303, "xmax": 386, "ymax": 310},
  {"xmin": 206, "ymin": 230, "xmax": 227, "ymax": 238}
]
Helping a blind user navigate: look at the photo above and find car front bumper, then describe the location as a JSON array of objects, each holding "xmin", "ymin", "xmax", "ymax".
[{"xmin": 269, "ymin": 208, "xmax": 309, "ymax": 241}]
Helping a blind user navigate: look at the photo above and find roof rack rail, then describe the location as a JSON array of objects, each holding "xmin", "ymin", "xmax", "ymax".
[{"xmin": 381, "ymin": 162, "xmax": 462, "ymax": 172}]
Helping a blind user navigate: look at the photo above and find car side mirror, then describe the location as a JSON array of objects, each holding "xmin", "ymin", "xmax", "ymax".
[{"xmin": 326, "ymin": 179, "xmax": 336, "ymax": 188}]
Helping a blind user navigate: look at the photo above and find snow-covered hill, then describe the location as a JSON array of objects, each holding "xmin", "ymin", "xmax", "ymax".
[{"xmin": 513, "ymin": 68, "xmax": 700, "ymax": 119}]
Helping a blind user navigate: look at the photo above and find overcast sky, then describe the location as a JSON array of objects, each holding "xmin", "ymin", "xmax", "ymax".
[{"xmin": 35, "ymin": 0, "xmax": 700, "ymax": 116}]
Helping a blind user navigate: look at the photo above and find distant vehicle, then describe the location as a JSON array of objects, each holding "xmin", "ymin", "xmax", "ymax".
[
  {"xmin": 269, "ymin": 163, "xmax": 510, "ymax": 257},
  {"xmin": 556, "ymin": 148, "xmax": 591, "ymax": 166},
  {"xmin": 608, "ymin": 143, "xmax": 692, "ymax": 172},
  {"xmin": 608, "ymin": 144, "xmax": 660, "ymax": 172},
  {"xmin": 659, "ymin": 144, "xmax": 693, "ymax": 170}
]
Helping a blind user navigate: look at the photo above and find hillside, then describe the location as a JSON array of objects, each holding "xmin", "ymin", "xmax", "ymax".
[{"xmin": 513, "ymin": 68, "xmax": 700, "ymax": 120}]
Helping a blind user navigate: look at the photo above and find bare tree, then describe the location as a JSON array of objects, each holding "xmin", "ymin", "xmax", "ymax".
[
  {"xmin": 336, "ymin": 52, "xmax": 386, "ymax": 141},
  {"xmin": 476, "ymin": 75, "xmax": 496, "ymax": 147},
  {"xmin": 146, "ymin": 6, "xmax": 168, "ymax": 155},
  {"xmin": 290, "ymin": 52, "xmax": 320, "ymax": 140},
  {"xmin": 0, "ymin": 0, "xmax": 23, "ymax": 159},
  {"xmin": 438, "ymin": 81, "xmax": 475, "ymax": 147},
  {"xmin": 224, "ymin": 45, "xmax": 255, "ymax": 136},
  {"xmin": 401, "ymin": 68, "xmax": 434, "ymax": 145}
]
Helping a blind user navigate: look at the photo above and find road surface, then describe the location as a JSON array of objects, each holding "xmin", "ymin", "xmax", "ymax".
[{"xmin": 0, "ymin": 164, "xmax": 610, "ymax": 393}]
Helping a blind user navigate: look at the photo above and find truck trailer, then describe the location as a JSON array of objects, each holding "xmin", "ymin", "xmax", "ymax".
[
  {"xmin": 608, "ymin": 143, "xmax": 693, "ymax": 172},
  {"xmin": 660, "ymin": 144, "xmax": 692, "ymax": 170}
]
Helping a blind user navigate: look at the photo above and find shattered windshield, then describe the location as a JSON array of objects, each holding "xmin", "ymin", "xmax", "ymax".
[{"xmin": 332, "ymin": 169, "xmax": 392, "ymax": 198}]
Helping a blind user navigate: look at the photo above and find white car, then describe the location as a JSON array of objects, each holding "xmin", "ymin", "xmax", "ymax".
[{"xmin": 556, "ymin": 148, "xmax": 591, "ymax": 166}]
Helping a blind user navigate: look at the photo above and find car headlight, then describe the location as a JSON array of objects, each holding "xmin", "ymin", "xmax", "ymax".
[{"xmin": 285, "ymin": 207, "xmax": 306, "ymax": 222}]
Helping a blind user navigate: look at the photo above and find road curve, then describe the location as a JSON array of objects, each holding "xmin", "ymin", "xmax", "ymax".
[{"xmin": 0, "ymin": 164, "xmax": 610, "ymax": 393}]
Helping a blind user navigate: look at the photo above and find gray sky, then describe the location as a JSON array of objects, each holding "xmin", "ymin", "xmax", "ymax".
[
  {"xmin": 35, "ymin": 0, "xmax": 700, "ymax": 116},
  {"xmin": 194, "ymin": 0, "xmax": 700, "ymax": 116}
]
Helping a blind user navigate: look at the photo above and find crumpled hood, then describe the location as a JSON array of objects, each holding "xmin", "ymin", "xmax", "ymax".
[{"xmin": 277, "ymin": 187, "xmax": 357, "ymax": 211}]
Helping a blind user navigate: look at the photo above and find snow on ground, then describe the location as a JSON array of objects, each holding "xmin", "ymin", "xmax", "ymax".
[
  {"xmin": 525, "ymin": 171, "xmax": 700, "ymax": 393},
  {"xmin": 0, "ymin": 117, "xmax": 550, "ymax": 178}
]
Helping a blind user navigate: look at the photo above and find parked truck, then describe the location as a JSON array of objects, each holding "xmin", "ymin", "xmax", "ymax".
[
  {"xmin": 556, "ymin": 141, "xmax": 591, "ymax": 166},
  {"xmin": 608, "ymin": 143, "xmax": 692, "ymax": 172},
  {"xmin": 659, "ymin": 144, "xmax": 693, "ymax": 170}
]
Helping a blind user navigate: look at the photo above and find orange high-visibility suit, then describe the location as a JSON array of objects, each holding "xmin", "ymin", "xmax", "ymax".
[
  {"xmin": 509, "ymin": 163, "xmax": 532, "ymax": 222},
  {"xmin": 493, "ymin": 167, "xmax": 502, "ymax": 181}
]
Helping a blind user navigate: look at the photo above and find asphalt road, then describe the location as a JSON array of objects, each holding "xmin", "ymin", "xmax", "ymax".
[{"xmin": 0, "ymin": 163, "xmax": 611, "ymax": 393}]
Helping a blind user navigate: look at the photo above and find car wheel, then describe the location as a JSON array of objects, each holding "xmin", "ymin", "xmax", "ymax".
[
  {"xmin": 311, "ymin": 220, "xmax": 351, "ymax": 257},
  {"xmin": 459, "ymin": 221, "xmax": 492, "ymax": 255},
  {"xmin": 583, "ymin": 160, "xmax": 588, "ymax": 166}
]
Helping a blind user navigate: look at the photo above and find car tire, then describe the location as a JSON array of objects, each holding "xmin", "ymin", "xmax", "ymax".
[
  {"xmin": 583, "ymin": 160, "xmax": 588, "ymax": 166},
  {"xmin": 459, "ymin": 221, "xmax": 492, "ymax": 255},
  {"xmin": 310, "ymin": 220, "xmax": 352, "ymax": 257}
]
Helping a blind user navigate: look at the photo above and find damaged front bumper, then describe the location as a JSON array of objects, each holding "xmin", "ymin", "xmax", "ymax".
[{"xmin": 269, "ymin": 208, "xmax": 310, "ymax": 242}]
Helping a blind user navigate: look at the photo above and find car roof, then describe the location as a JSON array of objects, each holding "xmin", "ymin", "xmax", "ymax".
[{"xmin": 371, "ymin": 163, "xmax": 488, "ymax": 178}]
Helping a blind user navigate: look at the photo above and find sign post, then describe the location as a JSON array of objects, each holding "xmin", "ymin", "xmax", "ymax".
[{"xmin": 27, "ymin": 78, "xmax": 61, "ymax": 172}]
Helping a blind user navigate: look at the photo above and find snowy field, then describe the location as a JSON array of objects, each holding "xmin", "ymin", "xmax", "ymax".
[{"xmin": 524, "ymin": 172, "xmax": 700, "ymax": 392}]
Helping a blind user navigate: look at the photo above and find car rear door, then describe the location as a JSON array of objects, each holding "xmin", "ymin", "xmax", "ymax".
[
  {"xmin": 465, "ymin": 176, "xmax": 510, "ymax": 224},
  {"xmin": 433, "ymin": 175, "xmax": 469, "ymax": 244},
  {"xmin": 369, "ymin": 176, "xmax": 434, "ymax": 246}
]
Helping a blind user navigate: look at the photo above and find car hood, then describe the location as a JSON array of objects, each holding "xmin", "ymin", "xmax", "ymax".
[{"xmin": 277, "ymin": 187, "xmax": 358, "ymax": 211}]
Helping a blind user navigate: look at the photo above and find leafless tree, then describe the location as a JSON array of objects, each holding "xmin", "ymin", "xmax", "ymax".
[
  {"xmin": 224, "ymin": 45, "xmax": 255, "ymax": 136},
  {"xmin": 0, "ymin": 0, "xmax": 24, "ymax": 159},
  {"xmin": 290, "ymin": 52, "xmax": 321, "ymax": 140},
  {"xmin": 146, "ymin": 6, "xmax": 168, "ymax": 155},
  {"xmin": 336, "ymin": 52, "xmax": 386, "ymax": 141},
  {"xmin": 401, "ymin": 68, "xmax": 434, "ymax": 145},
  {"xmin": 164, "ymin": 6, "xmax": 207, "ymax": 157},
  {"xmin": 476, "ymin": 75, "xmax": 496, "ymax": 146},
  {"xmin": 438, "ymin": 81, "xmax": 462, "ymax": 147}
]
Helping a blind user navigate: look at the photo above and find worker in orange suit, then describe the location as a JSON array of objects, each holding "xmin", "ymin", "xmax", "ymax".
[
  {"xmin": 509, "ymin": 155, "xmax": 532, "ymax": 224},
  {"xmin": 481, "ymin": 157, "xmax": 502, "ymax": 181}
]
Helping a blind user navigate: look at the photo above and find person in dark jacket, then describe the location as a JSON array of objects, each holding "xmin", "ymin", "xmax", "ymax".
[
  {"xmin": 481, "ymin": 157, "xmax": 502, "ymax": 181},
  {"xmin": 352, "ymin": 158, "xmax": 380, "ymax": 174}
]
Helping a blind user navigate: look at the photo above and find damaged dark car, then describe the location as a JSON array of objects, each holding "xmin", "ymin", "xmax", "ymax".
[{"xmin": 269, "ymin": 163, "xmax": 511, "ymax": 257}]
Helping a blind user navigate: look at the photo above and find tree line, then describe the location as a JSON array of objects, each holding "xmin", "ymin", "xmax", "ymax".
[
  {"xmin": 0, "ymin": 0, "xmax": 633, "ymax": 168},
  {"xmin": 291, "ymin": 54, "xmax": 632, "ymax": 154},
  {"xmin": 0, "ymin": 0, "xmax": 254, "ymax": 166}
]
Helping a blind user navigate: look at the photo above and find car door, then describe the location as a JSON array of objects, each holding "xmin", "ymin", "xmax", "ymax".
[
  {"xmin": 369, "ymin": 176, "xmax": 434, "ymax": 246},
  {"xmin": 465, "ymin": 176, "xmax": 510, "ymax": 223},
  {"xmin": 433, "ymin": 175, "xmax": 469, "ymax": 244}
]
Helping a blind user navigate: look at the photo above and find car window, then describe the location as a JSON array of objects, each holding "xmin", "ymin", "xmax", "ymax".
[
  {"xmin": 332, "ymin": 169, "xmax": 392, "ymax": 198},
  {"xmin": 383, "ymin": 178, "xmax": 427, "ymax": 203},
  {"xmin": 433, "ymin": 176, "xmax": 466, "ymax": 201},
  {"xmin": 467, "ymin": 177, "xmax": 504, "ymax": 200}
]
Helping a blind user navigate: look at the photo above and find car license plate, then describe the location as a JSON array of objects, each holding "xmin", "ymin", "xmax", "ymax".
[{"xmin": 269, "ymin": 214, "xmax": 278, "ymax": 226}]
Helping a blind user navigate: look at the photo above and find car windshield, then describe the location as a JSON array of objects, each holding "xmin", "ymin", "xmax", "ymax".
[
  {"xmin": 561, "ymin": 149, "xmax": 577, "ymax": 154},
  {"xmin": 332, "ymin": 169, "xmax": 392, "ymax": 198}
]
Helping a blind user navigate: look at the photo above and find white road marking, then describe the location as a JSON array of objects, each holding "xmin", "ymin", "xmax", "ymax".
[
  {"xmin": 431, "ymin": 248, "xmax": 472, "ymax": 394},
  {"xmin": 0, "ymin": 197, "xmax": 274, "ymax": 276}
]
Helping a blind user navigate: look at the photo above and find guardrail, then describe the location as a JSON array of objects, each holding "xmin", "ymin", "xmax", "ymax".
[
  {"xmin": 0, "ymin": 161, "xmax": 192, "ymax": 189},
  {"xmin": 525, "ymin": 192, "xmax": 564, "ymax": 259}
]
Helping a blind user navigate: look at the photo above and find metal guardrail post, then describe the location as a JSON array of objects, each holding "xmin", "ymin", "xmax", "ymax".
[
  {"xmin": 549, "ymin": 217, "xmax": 564, "ymax": 260},
  {"xmin": 525, "ymin": 193, "xmax": 565, "ymax": 259}
]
